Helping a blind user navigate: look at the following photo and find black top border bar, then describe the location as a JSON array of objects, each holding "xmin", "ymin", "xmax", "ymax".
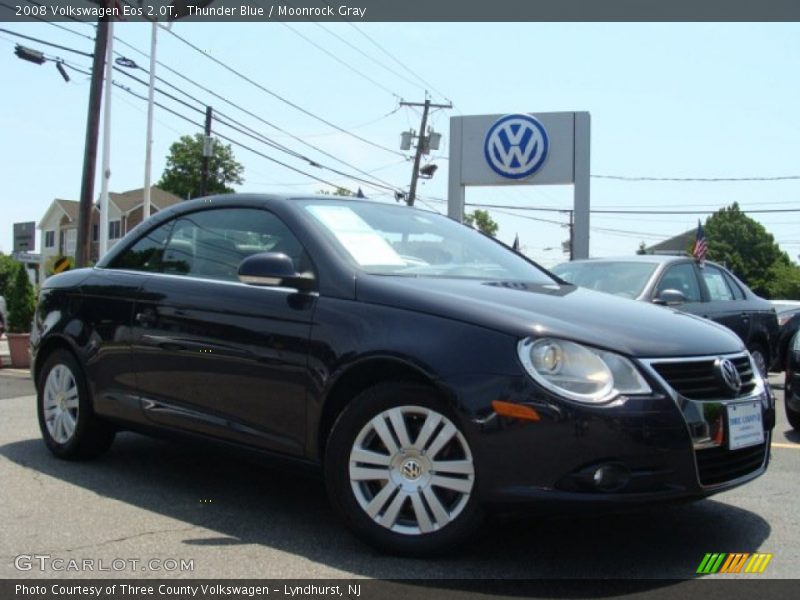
[{"xmin": 2, "ymin": 0, "xmax": 800, "ymax": 23}]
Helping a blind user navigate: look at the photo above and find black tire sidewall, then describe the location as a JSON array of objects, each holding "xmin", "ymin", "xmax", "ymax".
[{"xmin": 324, "ymin": 381, "xmax": 483, "ymax": 556}]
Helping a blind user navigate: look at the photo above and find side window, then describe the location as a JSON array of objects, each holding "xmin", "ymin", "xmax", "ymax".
[
  {"xmin": 109, "ymin": 221, "xmax": 174, "ymax": 272},
  {"xmin": 722, "ymin": 271, "xmax": 746, "ymax": 300},
  {"xmin": 701, "ymin": 265, "xmax": 735, "ymax": 301},
  {"xmin": 655, "ymin": 263, "xmax": 702, "ymax": 302},
  {"xmin": 162, "ymin": 208, "xmax": 309, "ymax": 282}
]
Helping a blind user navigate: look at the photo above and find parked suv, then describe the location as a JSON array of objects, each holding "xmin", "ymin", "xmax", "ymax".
[{"xmin": 552, "ymin": 256, "xmax": 778, "ymax": 375}]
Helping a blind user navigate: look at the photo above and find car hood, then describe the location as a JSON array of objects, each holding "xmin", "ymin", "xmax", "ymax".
[{"xmin": 356, "ymin": 276, "xmax": 743, "ymax": 358}]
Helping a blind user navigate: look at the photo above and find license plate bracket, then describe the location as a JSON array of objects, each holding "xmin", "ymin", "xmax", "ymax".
[{"xmin": 726, "ymin": 401, "xmax": 764, "ymax": 450}]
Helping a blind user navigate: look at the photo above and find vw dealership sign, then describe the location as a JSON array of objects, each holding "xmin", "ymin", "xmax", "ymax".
[
  {"xmin": 484, "ymin": 114, "xmax": 549, "ymax": 179},
  {"xmin": 448, "ymin": 111, "xmax": 591, "ymax": 258}
]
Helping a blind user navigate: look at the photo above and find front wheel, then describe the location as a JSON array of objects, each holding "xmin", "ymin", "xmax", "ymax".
[
  {"xmin": 786, "ymin": 368, "xmax": 800, "ymax": 431},
  {"xmin": 748, "ymin": 343, "xmax": 768, "ymax": 378},
  {"xmin": 37, "ymin": 349, "xmax": 116, "ymax": 459},
  {"xmin": 324, "ymin": 382, "xmax": 483, "ymax": 556}
]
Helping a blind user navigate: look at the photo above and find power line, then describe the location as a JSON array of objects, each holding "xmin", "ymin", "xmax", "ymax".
[
  {"xmin": 106, "ymin": 74, "xmax": 350, "ymax": 192},
  {"xmin": 161, "ymin": 25, "xmax": 408, "ymax": 158},
  {"xmin": 110, "ymin": 51, "xmax": 405, "ymax": 194},
  {"xmin": 0, "ymin": 27, "xmax": 93, "ymax": 57},
  {"xmin": 592, "ymin": 174, "xmax": 800, "ymax": 182},
  {"xmin": 311, "ymin": 22, "xmax": 429, "ymax": 96},
  {"xmin": 342, "ymin": 21, "xmax": 453, "ymax": 105},
  {"xmin": 280, "ymin": 22, "xmax": 401, "ymax": 99},
  {"xmin": 111, "ymin": 36, "xmax": 407, "ymax": 190},
  {"xmin": 467, "ymin": 203, "xmax": 800, "ymax": 215}
]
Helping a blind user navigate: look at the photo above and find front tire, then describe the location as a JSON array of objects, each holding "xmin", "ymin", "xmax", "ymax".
[
  {"xmin": 37, "ymin": 349, "xmax": 115, "ymax": 459},
  {"xmin": 786, "ymin": 367, "xmax": 800, "ymax": 431},
  {"xmin": 324, "ymin": 382, "xmax": 483, "ymax": 556},
  {"xmin": 748, "ymin": 343, "xmax": 768, "ymax": 378}
]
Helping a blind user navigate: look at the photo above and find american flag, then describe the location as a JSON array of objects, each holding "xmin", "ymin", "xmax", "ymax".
[{"xmin": 693, "ymin": 220, "xmax": 708, "ymax": 265}]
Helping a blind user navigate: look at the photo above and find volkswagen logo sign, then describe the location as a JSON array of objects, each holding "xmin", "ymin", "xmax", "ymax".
[
  {"xmin": 716, "ymin": 358, "xmax": 743, "ymax": 395},
  {"xmin": 484, "ymin": 114, "xmax": 549, "ymax": 179}
]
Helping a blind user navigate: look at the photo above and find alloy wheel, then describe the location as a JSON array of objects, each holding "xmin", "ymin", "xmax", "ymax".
[
  {"xmin": 348, "ymin": 405, "xmax": 474, "ymax": 535},
  {"xmin": 43, "ymin": 364, "xmax": 80, "ymax": 444}
]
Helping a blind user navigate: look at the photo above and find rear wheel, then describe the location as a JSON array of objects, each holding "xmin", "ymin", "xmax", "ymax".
[
  {"xmin": 37, "ymin": 349, "xmax": 115, "ymax": 459},
  {"xmin": 324, "ymin": 382, "xmax": 483, "ymax": 556}
]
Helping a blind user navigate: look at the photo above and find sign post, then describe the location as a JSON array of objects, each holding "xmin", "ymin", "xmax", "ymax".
[{"xmin": 448, "ymin": 111, "xmax": 591, "ymax": 259}]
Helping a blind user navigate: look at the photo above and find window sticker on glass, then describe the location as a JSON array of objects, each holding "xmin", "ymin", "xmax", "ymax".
[{"xmin": 307, "ymin": 205, "xmax": 406, "ymax": 266}]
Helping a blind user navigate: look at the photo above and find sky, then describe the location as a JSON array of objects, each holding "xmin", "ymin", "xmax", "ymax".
[{"xmin": 1, "ymin": 21, "xmax": 799, "ymax": 268}]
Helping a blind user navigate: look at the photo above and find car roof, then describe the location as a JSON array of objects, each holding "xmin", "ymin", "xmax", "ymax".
[{"xmin": 571, "ymin": 254, "xmax": 700, "ymax": 264}]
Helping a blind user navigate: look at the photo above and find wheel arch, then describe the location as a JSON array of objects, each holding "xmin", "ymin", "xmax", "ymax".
[
  {"xmin": 33, "ymin": 335, "xmax": 83, "ymax": 391},
  {"xmin": 315, "ymin": 356, "xmax": 450, "ymax": 461}
]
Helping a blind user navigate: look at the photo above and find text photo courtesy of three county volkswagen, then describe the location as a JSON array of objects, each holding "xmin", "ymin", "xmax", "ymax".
[{"xmin": 1, "ymin": 6, "xmax": 800, "ymax": 583}]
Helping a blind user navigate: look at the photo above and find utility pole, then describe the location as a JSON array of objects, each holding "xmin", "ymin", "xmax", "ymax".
[
  {"xmin": 75, "ymin": 3, "xmax": 111, "ymax": 267},
  {"xmin": 199, "ymin": 106, "xmax": 212, "ymax": 197},
  {"xmin": 400, "ymin": 98, "xmax": 451, "ymax": 207},
  {"xmin": 98, "ymin": 18, "xmax": 114, "ymax": 258},
  {"xmin": 142, "ymin": 22, "xmax": 158, "ymax": 219}
]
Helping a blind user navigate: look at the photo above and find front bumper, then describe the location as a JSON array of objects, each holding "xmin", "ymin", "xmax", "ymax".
[{"xmin": 456, "ymin": 352, "xmax": 773, "ymax": 508}]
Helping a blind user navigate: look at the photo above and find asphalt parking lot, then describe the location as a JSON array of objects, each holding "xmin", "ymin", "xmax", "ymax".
[{"xmin": 0, "ymin": 366, "xmax": 798, "ymax": 581}]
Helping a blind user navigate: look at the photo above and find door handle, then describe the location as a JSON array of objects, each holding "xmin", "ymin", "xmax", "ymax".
[{"xmin": 135, "ymin": 311, "xmax": 156, "ymax": 326}]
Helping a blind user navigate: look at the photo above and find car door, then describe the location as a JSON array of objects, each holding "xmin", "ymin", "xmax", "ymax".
[
  {"xmin": 130, "ymin": 206, "xmax": 316, "ymax": 457},
  {"xmin": 80, "ymin": 221, "xmax": 175, "ymax": 421},
  {"xmin": 697, "ymin": 264, "xmax": 751, "ymax": 344}
]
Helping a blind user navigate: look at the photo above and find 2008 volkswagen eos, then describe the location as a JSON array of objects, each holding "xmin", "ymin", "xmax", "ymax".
[{"xmin": 32, "ymin": 195, "xmax": 774, "ymax": 555}]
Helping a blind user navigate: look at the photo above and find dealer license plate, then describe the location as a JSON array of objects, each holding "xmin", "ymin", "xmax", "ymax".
[{"xmin": 726, "ymin": 401, "xmax": 764, "ymax": 451}]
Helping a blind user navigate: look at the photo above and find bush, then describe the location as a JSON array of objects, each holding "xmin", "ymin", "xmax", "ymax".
[{"xmin": 7, "ymin": 262, "xmax": 36, "ymax": 334}]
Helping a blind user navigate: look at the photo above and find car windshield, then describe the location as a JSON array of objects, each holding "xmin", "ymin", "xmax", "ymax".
[
  {"xmin": 551, "ymin": 261, "xmax": 659, "ymax": 299},
  {"xmin": 299, "ymin": 200, "xmax": 555, "ymax": 282}
]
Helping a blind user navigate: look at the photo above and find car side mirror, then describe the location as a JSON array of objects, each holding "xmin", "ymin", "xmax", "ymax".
[
  {"xmin": 238, "ymin": 252, "xmax": 315, "ymax": 293},
  {"xmin": 654, "ymin": 289, "xmax": 687, "ymax": 306}
]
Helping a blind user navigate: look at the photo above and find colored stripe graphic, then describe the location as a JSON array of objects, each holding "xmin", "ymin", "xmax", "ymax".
[
  {"xmin": 697, "ymin": 553, "xmax": 726, "ymax": 574},
  {"xmin": 696, "ymin": 552, "xmax": 773, "ymax": 574}
]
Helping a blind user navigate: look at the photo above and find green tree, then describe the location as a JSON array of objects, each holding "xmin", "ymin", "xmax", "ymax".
[
  {"xmin": 0, "ymin": 252, "xmax": 17, "ymax": 297},
  {"xmin": 704, "ymin": 202, "xmax": 795, "ymax": 298},
  {"xmin": 463, "ymin": 209, "xmax": 499, "ymax": 237},
  {"xmin": 158, "ymin": 134, "xmax": 244, "ymax": 200},
  {"xmin": 7, "ymin": 262, "xmax": 36, "ymax": 333},
  {"xmin": 636, "ymin": 241, "xmax": 649, "ymax": 255}
]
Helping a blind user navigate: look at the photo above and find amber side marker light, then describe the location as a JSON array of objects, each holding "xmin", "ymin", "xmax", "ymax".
[{"xmin": 492, "ymin": 400, "xmax": 541, "ymax": 421}]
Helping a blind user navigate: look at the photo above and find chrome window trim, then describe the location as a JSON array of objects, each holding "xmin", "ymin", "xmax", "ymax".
[{"xmin": 93, "ymin": 266, "xmax": 319, "ymax": 296}]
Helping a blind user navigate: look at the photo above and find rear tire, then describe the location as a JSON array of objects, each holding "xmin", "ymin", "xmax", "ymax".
[
  {"xmin": 324, "ymin": 382, "xmax": 484, "ymax": 556},
  {"xmin": 37, "ymin": 349, "xmax": 115, "ymax": 460}
]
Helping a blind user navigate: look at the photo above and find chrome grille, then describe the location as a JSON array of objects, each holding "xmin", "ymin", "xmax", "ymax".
[{"xmin": 651, "ymin": 355, "xmax": 756, "ymax": 400}]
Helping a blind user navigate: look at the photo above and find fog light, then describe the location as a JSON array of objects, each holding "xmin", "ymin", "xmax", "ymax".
[{"xmin": 591, "ymin": 464, "xmax": 630, "ymax": 492}]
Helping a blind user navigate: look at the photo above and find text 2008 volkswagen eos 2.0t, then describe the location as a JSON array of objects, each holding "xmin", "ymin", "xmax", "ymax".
[{"xmin": 31, "ymin": 195, "xmax": 775, "ymax": 555}]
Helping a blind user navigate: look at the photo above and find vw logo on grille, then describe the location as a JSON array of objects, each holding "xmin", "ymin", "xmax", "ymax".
[
  {"xmin": 716, "ymin": 358, "xmax": 743, "ymax": 394},
  {"xmin": 484, "ymin": 114, "xmax": 549, "ymax": 179},
  {"xmin": 401, "ymin": 459, "xmax": 423, "ymax": 481}
]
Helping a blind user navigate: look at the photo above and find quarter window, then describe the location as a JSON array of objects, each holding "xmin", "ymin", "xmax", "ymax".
[{"xmin": 109, "ymin": 221, "xmax": 174, "ymax": 272}]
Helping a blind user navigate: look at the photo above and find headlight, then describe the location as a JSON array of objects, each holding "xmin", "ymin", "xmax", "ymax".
[{"xmin": 517, "ymin": 337, "xmax": 652, "ymax": 404}]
